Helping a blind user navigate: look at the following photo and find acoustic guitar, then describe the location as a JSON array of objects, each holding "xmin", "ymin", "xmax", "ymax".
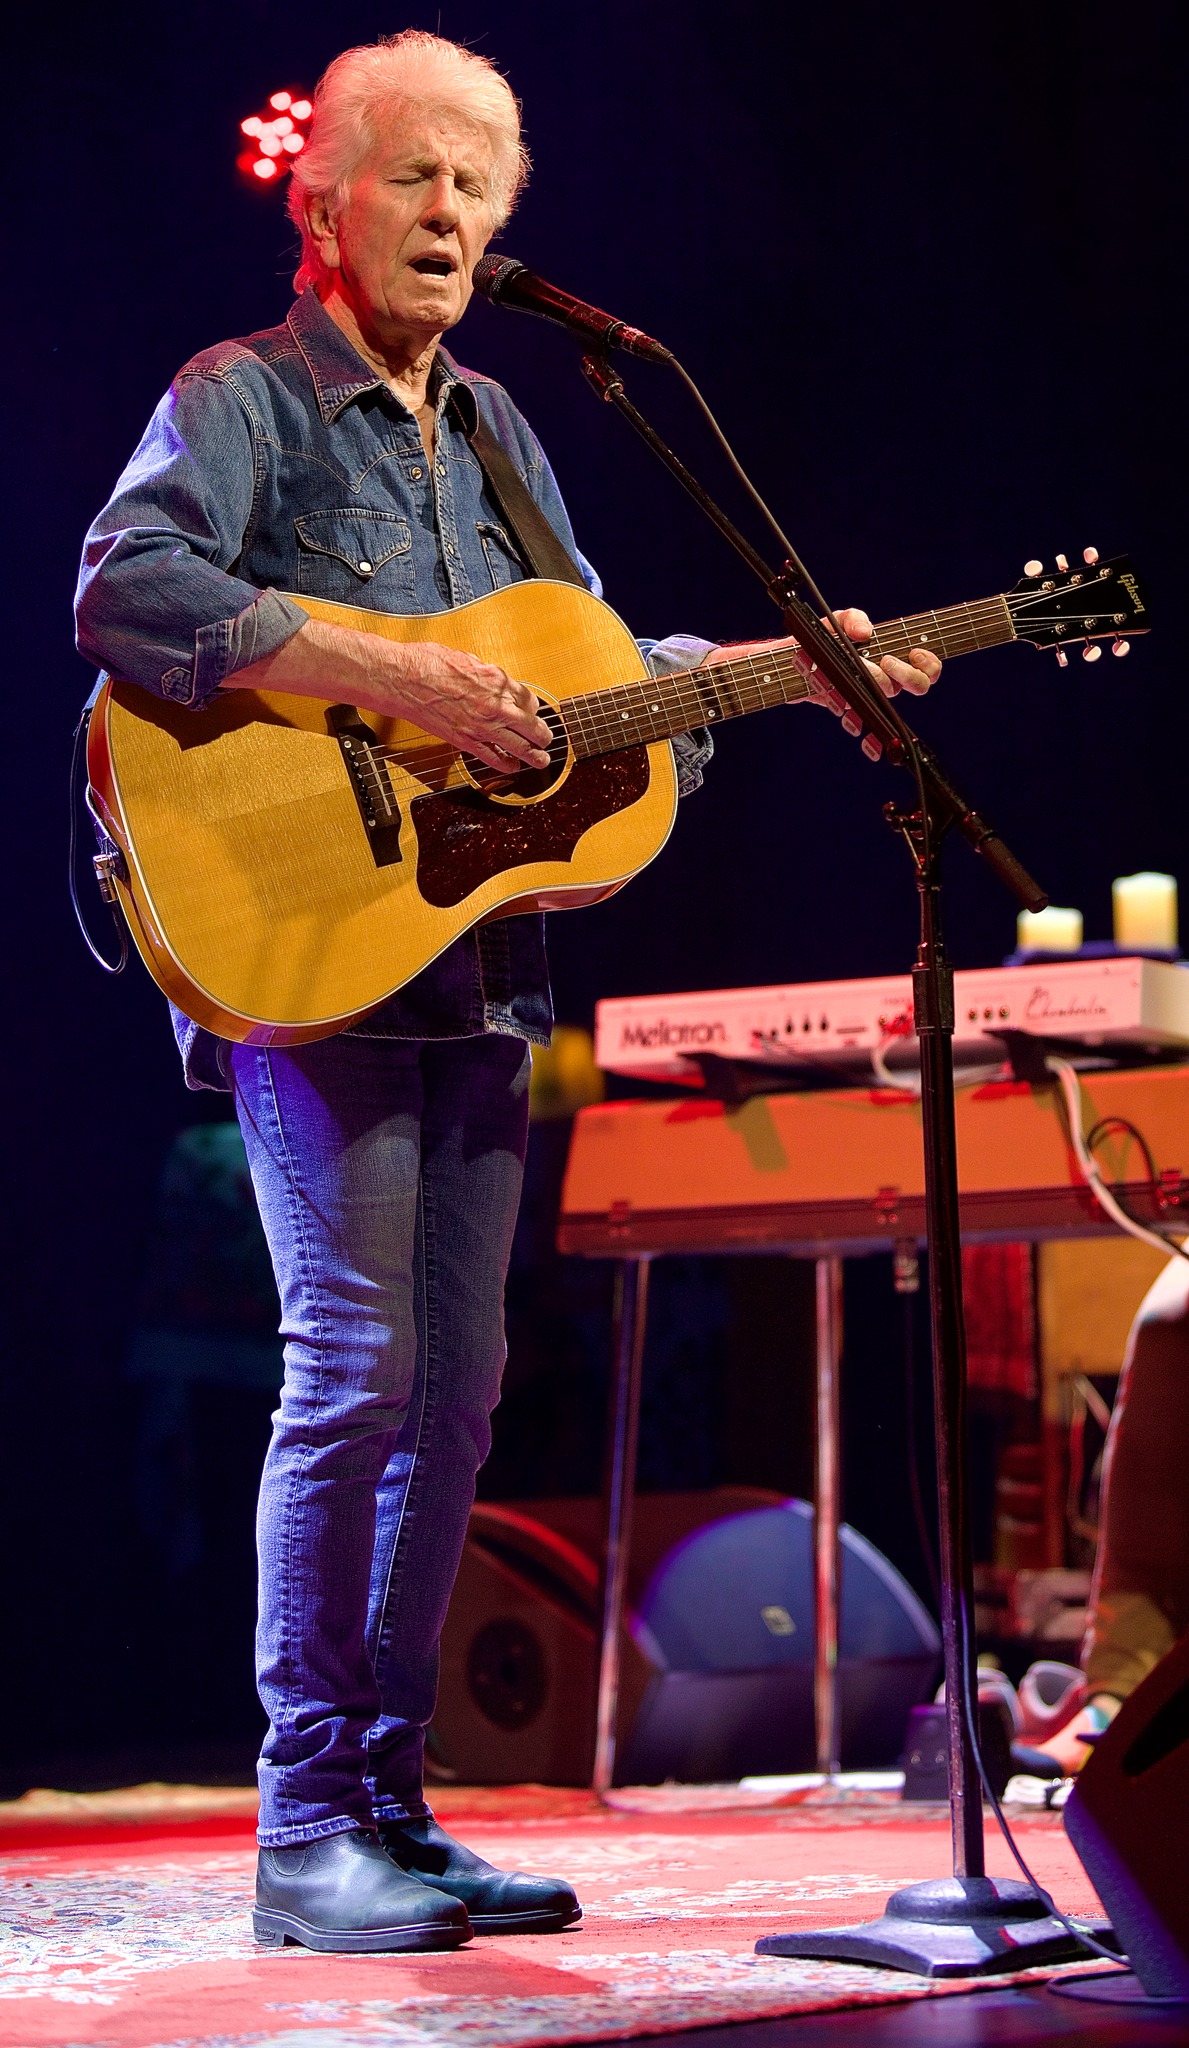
[{"xmin": 87, "ymin": 551, "xmax": 1148, "ymax": 1045}]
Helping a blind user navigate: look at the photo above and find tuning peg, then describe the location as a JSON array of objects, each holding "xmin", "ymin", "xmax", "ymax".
[
  {"xmin": 841, "ymin": 709, "xmax": 863, "ymax": 737},
  {"xmin": 861, "ymin": 734, "xmax": 883, "ymax": 762},
  {"xmin": 1056, "ymin": 553, "xmax": 1070, "ymax": 573},
  {"xmin": 1024, "ymin": 558, "xmax": 1043, "ymax": 577},
  {"xmin": 1082, "ymin": 641, "xmax": 1102, "ymax": 662},
  {"xmin": 1083, "ymin": 546, "xmax": 1099, "ymax": 565},
  {"xmin": 1055, "ymin": 648, "xmax": 1069, "ymax": 667},
  {"xmin": 1112, "ymin": 637, "xmax": 1130, "ymax": 657}
]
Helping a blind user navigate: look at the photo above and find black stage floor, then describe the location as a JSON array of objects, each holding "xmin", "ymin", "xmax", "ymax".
[{"xmin": 627, "ymin": 1985, "xmax": 1189, "ymax": 2045}]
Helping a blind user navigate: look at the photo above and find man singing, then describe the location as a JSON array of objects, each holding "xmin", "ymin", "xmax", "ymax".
[{"xmin": 76, "ymin": 31, "xmax": 939, "ymax": 1953}]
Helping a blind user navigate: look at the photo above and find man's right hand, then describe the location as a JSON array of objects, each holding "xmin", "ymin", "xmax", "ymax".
[
  {"xmin": 373, "ymin": 638, "xmax": 554, "ymax": 771},
  {"xmin": 223, "ymin": 618, "xmax": 553, "ymax": 772}
]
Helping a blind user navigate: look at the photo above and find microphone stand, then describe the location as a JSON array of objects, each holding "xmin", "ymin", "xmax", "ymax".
[{"xmin": 580, "ymin": 350, "xmax": 1109, "ymax": 1975}]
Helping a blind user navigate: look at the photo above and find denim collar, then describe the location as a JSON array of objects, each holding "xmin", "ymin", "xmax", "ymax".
[{"xmin": 285, "ymin": 288, "xmax": 466, "ymax": 425}]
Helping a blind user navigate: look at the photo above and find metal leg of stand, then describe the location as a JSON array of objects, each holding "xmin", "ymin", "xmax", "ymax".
[
  {"xmin": 814, "ymin": 1255, "xmax": 843, "ymax": 1780},
  {"xmin": 915, "ymin": 994, "xmax": 985, "ymax": 1879},
  {"xmin": 757, "ymin": 869, "xmax": 1110, "ymax": 1972},
  {"xmin": 593, "ymin": 1255, "xmax": 651, "ymax": 1798}
]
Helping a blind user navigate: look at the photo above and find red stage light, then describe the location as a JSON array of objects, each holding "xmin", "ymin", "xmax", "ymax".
[{"xmin": 239, "ymin": 89, "xmax": 313, "ymax": 185}]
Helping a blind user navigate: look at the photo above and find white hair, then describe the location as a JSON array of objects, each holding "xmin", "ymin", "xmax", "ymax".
[{"xmin": 287, "ymin": 31, "xmax": 529, "ymax": 292}]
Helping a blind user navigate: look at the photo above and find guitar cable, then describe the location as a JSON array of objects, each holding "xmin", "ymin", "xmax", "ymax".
[
  {"xmin": 549, "ymin": 330, "xmax": 1147, "ymax": 1973},
  {"xmin": 68, "ymin": 705, "xmax": 127, "ymax": 974}
]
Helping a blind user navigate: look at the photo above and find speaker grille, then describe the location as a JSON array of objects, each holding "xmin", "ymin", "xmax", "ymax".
[{"xmin": 466, "ymin": 1619, "xmax": 549, "ymax": 1731}]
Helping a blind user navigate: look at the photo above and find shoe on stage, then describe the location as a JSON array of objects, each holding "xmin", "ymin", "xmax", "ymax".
[
  {"xmin": 377, "ymin": 1814, "xmax": 582, "ymax": 1934},
  {"xmin": 253, "ymin": 1828, "xmax": 472, "ymax": 1952}
]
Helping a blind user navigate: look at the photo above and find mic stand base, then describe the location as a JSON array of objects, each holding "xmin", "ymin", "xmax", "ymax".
[{"xmin": 756, "ymin": 1877, "xmax": 1115, "ymax": 1979}]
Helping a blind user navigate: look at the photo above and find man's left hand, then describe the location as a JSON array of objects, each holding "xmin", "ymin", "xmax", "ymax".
[
  {"xmin": 832, "ymin": 606, "xmax": 940, "ymax": 698},
  {"xmin": 706, "ymin": 610, "xmax": 941, "ymax": 705}
]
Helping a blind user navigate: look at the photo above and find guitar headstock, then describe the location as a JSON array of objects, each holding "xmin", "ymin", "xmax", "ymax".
[{"xmin": 1009, "ymin": 548, "xmax": 1150, "ymax": 665}]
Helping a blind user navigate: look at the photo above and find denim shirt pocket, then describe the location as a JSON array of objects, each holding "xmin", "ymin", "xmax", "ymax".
[
  {"xmin": 294, "ymin": 509, "xmax": 416, "ymax": 607},
  {"xmin": 476, "ymin": 519, "xmax": 526, "ymax": 593}
]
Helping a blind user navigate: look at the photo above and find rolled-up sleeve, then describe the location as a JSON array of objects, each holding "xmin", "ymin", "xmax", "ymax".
[
  {"xmin": 637, "ymin": 635, "xmax": 716, "ymax": 795},
  {"xmin": 75, "ymin": 370, "xmax": 307, "ymax": 707}
]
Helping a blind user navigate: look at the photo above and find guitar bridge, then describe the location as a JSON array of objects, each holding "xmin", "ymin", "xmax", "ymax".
[{"xmin": 328, "ymin": 705, "xmax": 403, "ymax": 867}]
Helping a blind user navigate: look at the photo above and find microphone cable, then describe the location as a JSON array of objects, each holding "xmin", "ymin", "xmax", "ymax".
[
  {"xmin": 672, "ymin": 320, "xmax": 1123, "ymax": 1961},
  {"xmin": 662, "ymin": 354, "xmax": 799, "ymax": 565},
  {"xmin": 652, "ymin": 347, "xmax": 936, "ymax": 865},
  {"xmin": 483, "ymin": 256, "xmax": 1098, "ymax": 1961},
  {"xmin": 1047, "ymin": 1057, "xmax": 1189, "ymax": 1264},
  {"xmin": 956, "ymin": 1603, "xmax": 1127, "ymax": 1972}
]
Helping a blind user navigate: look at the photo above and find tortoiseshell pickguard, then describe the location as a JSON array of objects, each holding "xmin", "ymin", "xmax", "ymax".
[{"xmin": 411, "ymin": 749, "xmax": 651, "ymax": 908}]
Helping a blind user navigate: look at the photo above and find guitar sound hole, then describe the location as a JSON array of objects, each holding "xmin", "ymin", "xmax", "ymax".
[{"xmin": 460, "ymin": 702, "xmax": 570, "ymax": 804}]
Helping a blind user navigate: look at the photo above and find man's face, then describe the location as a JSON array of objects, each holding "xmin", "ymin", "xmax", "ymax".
[{"xmin": 320, "ymin": 103, "xmax": 495, "ymax": 343}]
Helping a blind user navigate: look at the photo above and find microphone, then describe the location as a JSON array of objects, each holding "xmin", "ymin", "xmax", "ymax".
[{"xmin": 471, "ymin": 254, "xmax": 672, "ymax": 362}]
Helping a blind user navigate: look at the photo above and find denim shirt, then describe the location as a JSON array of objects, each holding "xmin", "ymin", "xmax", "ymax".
[{"xmin": 75, "ymin": 289, "xmax": 713, "ymax": 1089}]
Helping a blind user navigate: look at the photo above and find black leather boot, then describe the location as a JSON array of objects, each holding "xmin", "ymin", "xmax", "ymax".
[
  {"xmin": 377, "ymin": 1814, "xmax": 582, "ymax": 1934},
  {"xmin": 254, "ymin": 1828, "xmax": 472, "ymax": 1952}
]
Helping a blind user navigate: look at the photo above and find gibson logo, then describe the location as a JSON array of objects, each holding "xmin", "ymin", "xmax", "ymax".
[
  {"xmin": 1120, "ymin": 571, "xmax": 1146, "ymax": 615},
  {"xmin": 620, "ymin": 1018, "xmax": 726, "ymax": 1049}
]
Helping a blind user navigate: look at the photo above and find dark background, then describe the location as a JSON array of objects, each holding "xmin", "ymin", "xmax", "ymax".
[{"xmin": 3, "ymin": 0, "xmax": 1184, "ymax": 1785}]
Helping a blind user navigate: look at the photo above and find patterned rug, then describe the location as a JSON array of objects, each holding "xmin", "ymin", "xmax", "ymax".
[{"xmin": 0, "ymin": 1786, "xmax": 1108, "ymax": 2048}]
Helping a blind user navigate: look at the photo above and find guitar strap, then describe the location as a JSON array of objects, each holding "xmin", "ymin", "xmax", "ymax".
[{"xmin": 446, "ymin": 385, "xmax": 587, "ymax": 590}]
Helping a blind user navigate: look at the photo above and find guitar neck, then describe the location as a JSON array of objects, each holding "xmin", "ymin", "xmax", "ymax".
[{"xmin": 562, "ymin": 590, "xmax": 1015, "ymax": 759}]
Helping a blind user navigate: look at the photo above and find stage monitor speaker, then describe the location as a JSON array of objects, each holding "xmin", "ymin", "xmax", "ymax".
[
  {"xmin": 617, "ymin": 1500, "xmax": 940, "ymax": 1784},
  {"xmin": 428, "ymin": 1504, "xmax": 654, "ymax": 1786},
  {"xmin": 430, "ymin": 1497, "xmax": 939, "ymax": 1787},
  {"xmin": 1064, "ymin": 1631, "xmax": 1189, "ymax": 1997}
]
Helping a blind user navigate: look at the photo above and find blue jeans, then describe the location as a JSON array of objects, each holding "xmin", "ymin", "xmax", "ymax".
[{"xmin": 229, "ymin": 1032, "xmax": 530, "ymax": 1847}]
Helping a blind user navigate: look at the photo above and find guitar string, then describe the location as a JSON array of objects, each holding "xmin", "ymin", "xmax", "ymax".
[
  {"xmin": 369, "ymin": 648, "xmax": 832, "ymax": 775},
  {"xmin": 370, "ymin": 617, "xmax": 1017, "ymax": 779},
  {"xmin": 534, "ymin": 598, "xmax": 1013, "ymax": 753},
  {"xmin": 364, "ymin": 577, "xmax": 1124, "ymax": 776},
  {"xmin": 366, "ymin": 604, "xmax": 1012, "ymax": 773},
  {"xmin": 365, "ymin": 583, "xmax": 1129, "ymax": 780},
  {"xmin": 367, "ymin": 610, "xmax": 1013, "ymax": 778}
]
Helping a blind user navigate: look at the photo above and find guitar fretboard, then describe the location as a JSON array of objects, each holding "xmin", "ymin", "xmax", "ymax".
[{"xmin": 560, "ymin": 592, "xmax": 1015, "ymax": 758}]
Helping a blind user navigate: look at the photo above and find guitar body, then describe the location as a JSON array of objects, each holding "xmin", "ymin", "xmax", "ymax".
[{"xmin": 87, "ymin": 580, "xmax": 678, "ymax": 1045}]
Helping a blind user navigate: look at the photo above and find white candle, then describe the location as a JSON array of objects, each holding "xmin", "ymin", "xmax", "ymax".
[
  {"xmin": 1017, "ymin": 906, "xmax": 1084, "ymax": 954},
  {"xmin": 1113, "ymin": 872, "xmax": 1179, "ymax": 951}
]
